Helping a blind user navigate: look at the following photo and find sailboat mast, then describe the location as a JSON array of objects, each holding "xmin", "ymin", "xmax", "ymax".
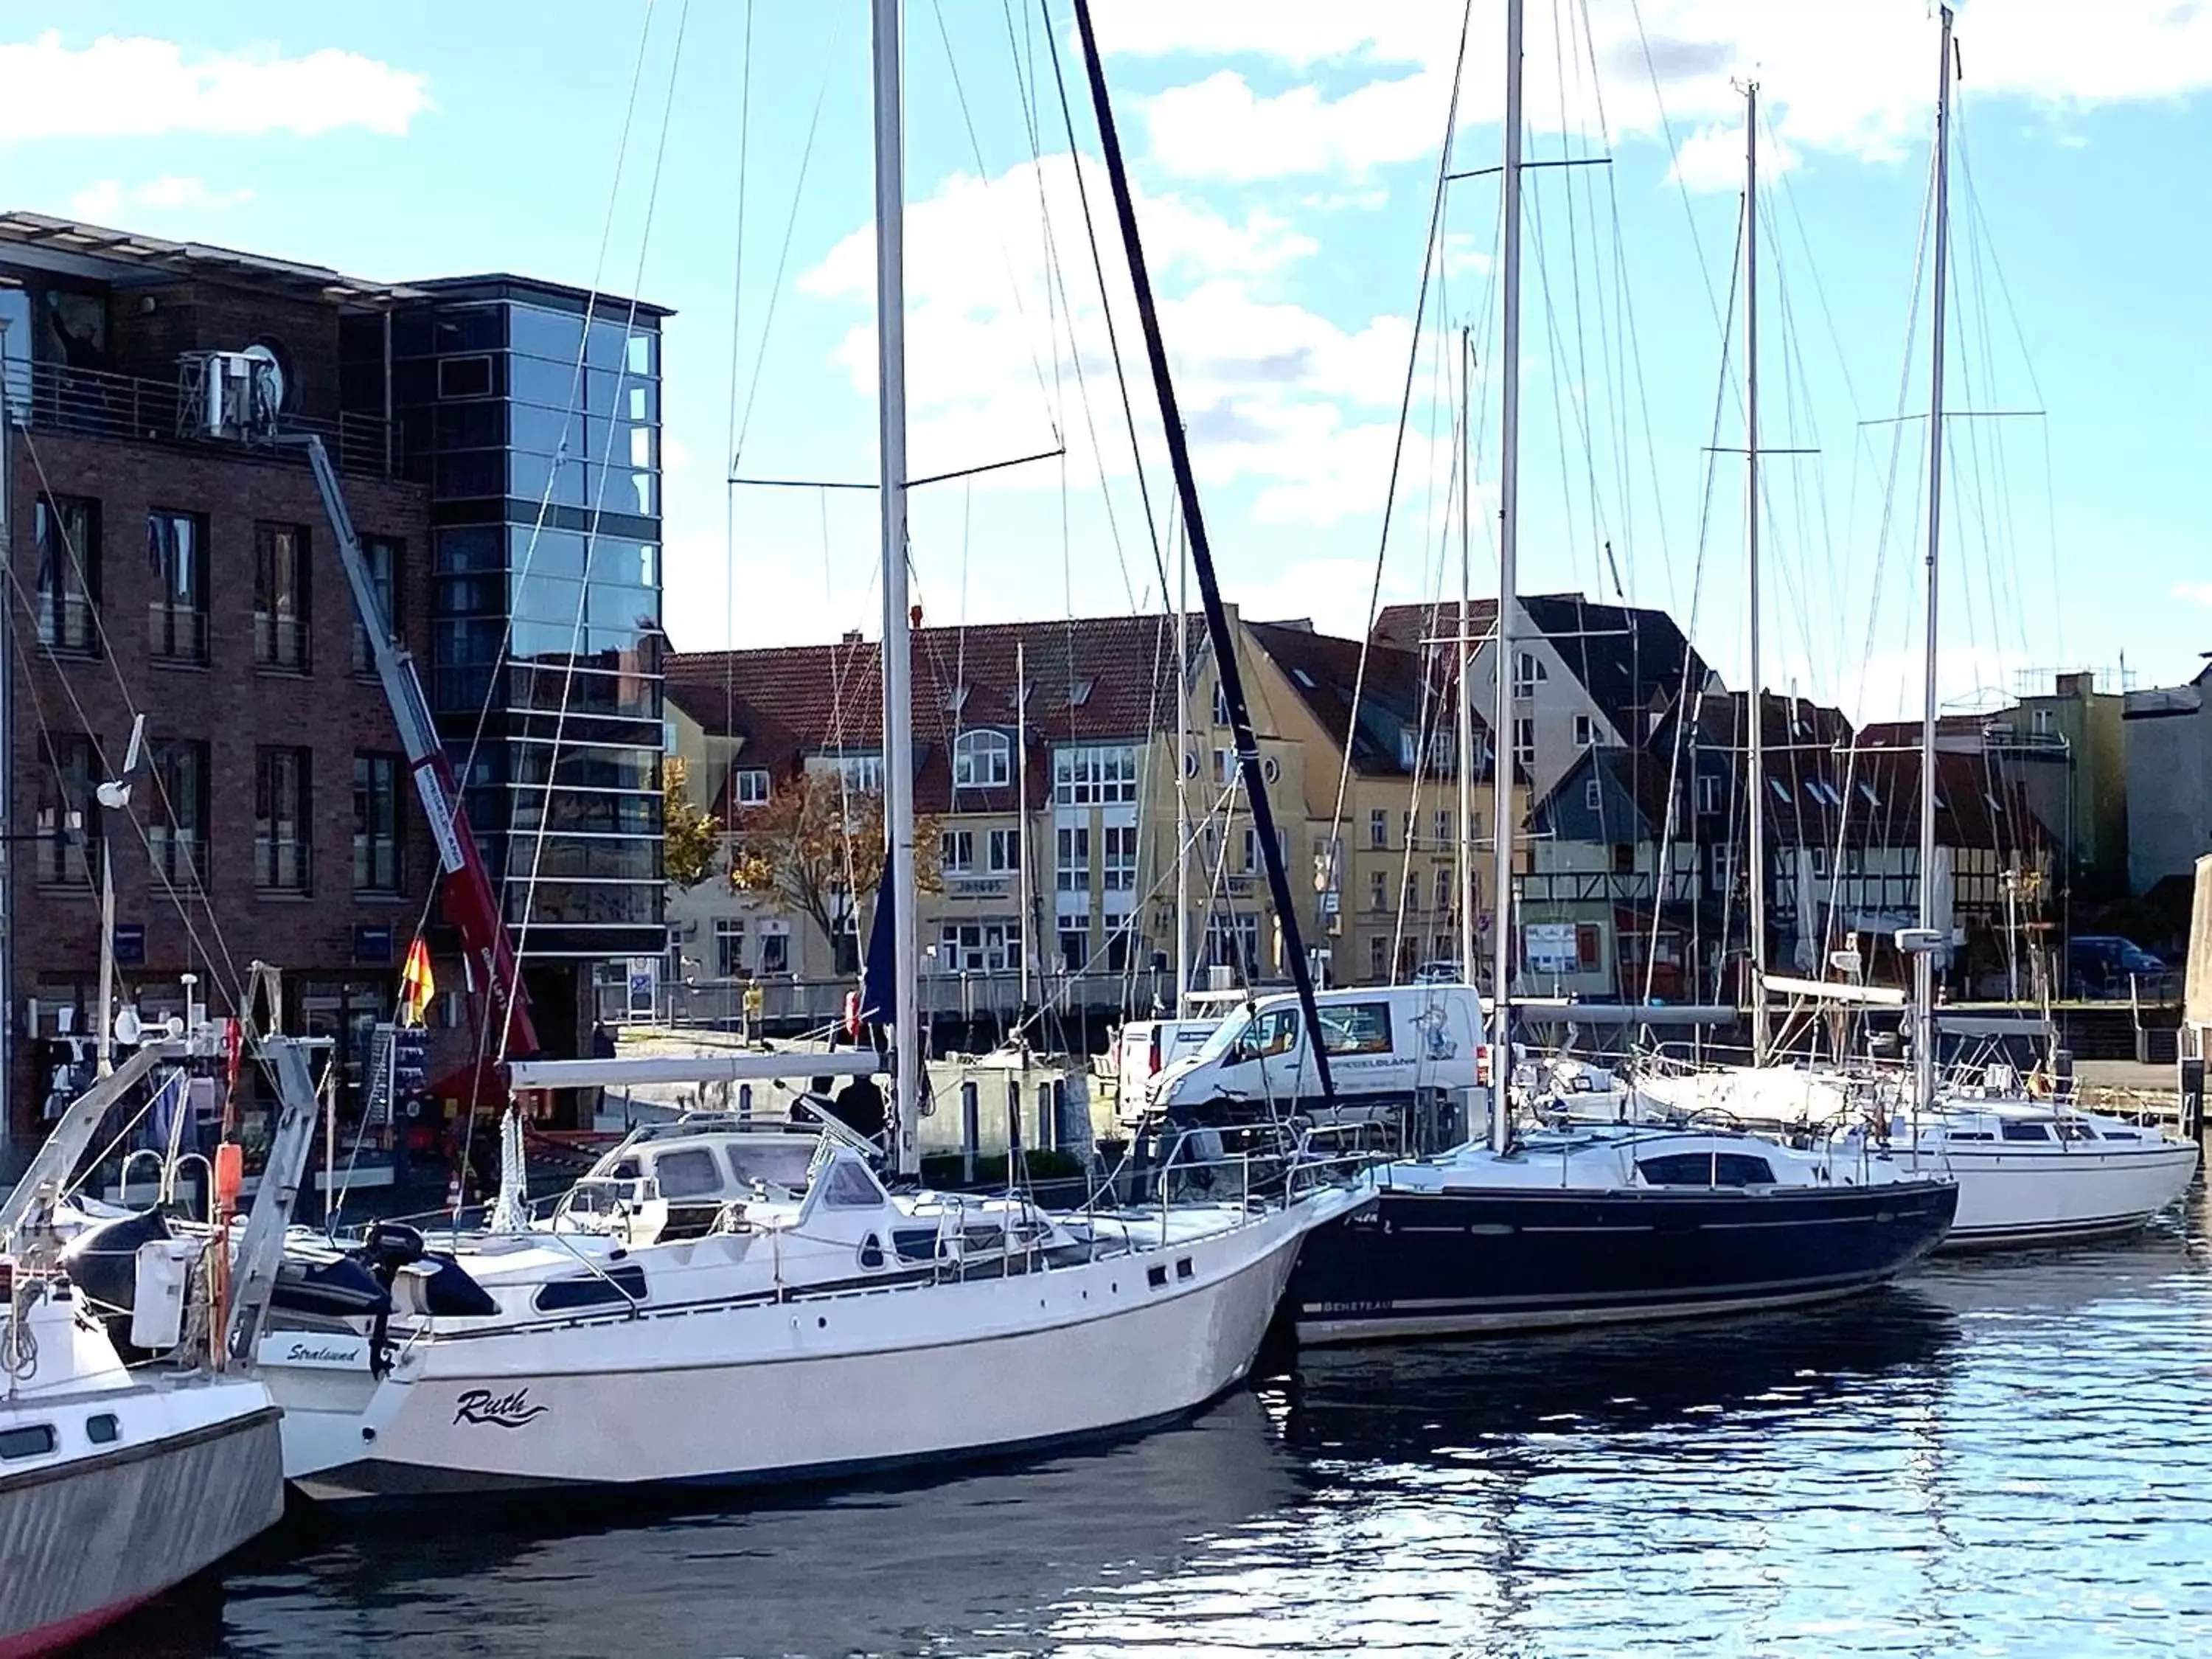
[
  {"xmin": 1457, "ymin": 327, "xmax": 1477, "ymax": 984},
  {"xmin": 1016, "ymin": 639, "xmax": 1032, "ymax": 1012},
  {"xmin": 1915, "ymin": 5, "xmax": 1957, "ymax": 1121},
  {"xmin": 1489, "ymin": 0, "xmax": 1524, "ymax": 1155},
  {"xmin": 1745, "ymin": 80, "xmax": 1770, "ymax": 1067},
  {"xmin": 1069, "ymin": 0, "xmax": 1338, "ymax": 1112},
  {"xmin": 1175, "ymin": 532, "xmax": 1192, "ymax": 1015},
  {"xmin": 872, "ymin": 0, "xmax": 922, "ymax": 1174}
]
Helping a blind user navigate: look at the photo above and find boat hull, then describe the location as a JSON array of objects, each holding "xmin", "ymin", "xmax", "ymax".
[
  {"xmin": 1292, "ymin": 1178, "xmax": 1958, "ymax": 1344},
  {"xmin": 1940, "ymin": 1141, "xmax": 2199, "ymax": 1248},
  {"xmin": 0, "ymin": 1398, "xmax": 282, "ymax": 1656},
  {"xmin": 276, "ymin": 1202, "xmax": 1323, "ymax": 1504}
]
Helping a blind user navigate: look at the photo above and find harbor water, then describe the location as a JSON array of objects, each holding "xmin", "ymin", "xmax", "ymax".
[{"xmin": 91, "ymin": 1189, "xmax": 2211, "ymax": 1659}]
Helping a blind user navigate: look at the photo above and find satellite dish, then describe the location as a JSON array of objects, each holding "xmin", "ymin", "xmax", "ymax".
[{"xmin": 242, "ymin": 341, "xmax": 287, "ymax": 422}]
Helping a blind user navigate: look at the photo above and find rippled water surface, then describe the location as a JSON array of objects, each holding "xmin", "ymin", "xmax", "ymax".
[{"xmin": 93, "ymin": 1192, "xmax": 2212, "ymax": 1658}]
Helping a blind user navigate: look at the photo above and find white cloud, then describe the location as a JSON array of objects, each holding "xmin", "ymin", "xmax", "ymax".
[
  {"xmin": 2175, "ymin": 581, "xmax": 2212, "ymax": 608},
  {"xmin": 1102, "ymin": 1, "xmax": 2212, "ymax": 184},
  {"xmin": 795, "ymin": 152, "xmax": 1447, "ymax": 529},
  {"xmin": 0, "ymin": 32, "xmax": 430, "ymax": 143},
  {"xmin": 1666, "ymin": 121, "xmax": 1798, "ymax": 194},
  {"xmin": 70, "ymin": 175, "xmax": 255, "ymax": 220}
]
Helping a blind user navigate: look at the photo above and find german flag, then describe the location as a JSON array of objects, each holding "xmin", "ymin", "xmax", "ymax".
[{"xmin": 399, "ymin": 939, "xmax": 437, "ymax": 1027}]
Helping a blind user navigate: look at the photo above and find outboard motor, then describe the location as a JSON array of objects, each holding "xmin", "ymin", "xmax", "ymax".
[{"xmin": 358, "ymin": 1218, "xmax": 498, "ymax": 1319}]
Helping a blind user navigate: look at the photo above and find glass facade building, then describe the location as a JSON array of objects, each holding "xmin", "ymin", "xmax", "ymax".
[{"xmin": 349, "ymin": 277, "xmax": 669, "ymax": 992}]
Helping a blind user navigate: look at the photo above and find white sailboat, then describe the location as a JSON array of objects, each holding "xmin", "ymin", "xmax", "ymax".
[
  {"xmin": 1627, "ymin": 8, "xmax": 2197, "ymax": 1245},
  {"xmin": 1, "ymin": 1033, "xmax": 324, "ymax": 1654},
  {"xmin": 251, "ymin": 0, "xmax": 1357, "ymax": 1504}
]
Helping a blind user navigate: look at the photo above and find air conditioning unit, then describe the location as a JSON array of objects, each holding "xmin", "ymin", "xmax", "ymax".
[{"xmin": 176, "ymin": 344, "xmax": 285, "ymax": 442}]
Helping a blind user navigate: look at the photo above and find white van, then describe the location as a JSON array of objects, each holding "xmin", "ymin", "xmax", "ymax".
[
  {"xmin": 1146, "ymin": 984, "xmax": 1489, "ymax": 1124},
  {"xmin": 1113, "ymin": 1018, "xmax": 1223, "ymax": 1124}
]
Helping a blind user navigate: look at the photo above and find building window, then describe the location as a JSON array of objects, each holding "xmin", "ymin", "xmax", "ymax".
[
  {"xmin": 1104, "ymin": 824, "xmax": 1139, "ymax": 891},
  {"xmin": 942, "ymin": 830, "xmax": 975, "ymax": 873},
  {"xmin": 148, "ymin": 740, "xmax": 208, "ymax": 885},
  {"xmin": 1368, "ymin": 933, "xmax": 1388, "ymax": 980},
  {"xmin": 1369, "ymin": 869, "xmax": 1388, "ymax": 912},
  {"xmin": 714, "ymin": 917, "xmax": 747, "ymax": 978},
  {"xmin": 255, "ymin": 747, "xmax": 312, "ymax": 891},
  {"xmin": 1403, "ymin": 811, "xmax": 1418, "ymax": 852},
  {"xmin": 951, "ymin": 730, "xmax": 1011, "ymax": 789},
  {"xmin": 35, "ymin": 495, "xmax": 99, "ymax": 654},
  {"xmin": 1435, "ymin": 809, "xmax": 1450, "ymax": 846},
  {"xmin": 1585, "ymin": 777, "xmax": 1604, "ymax": 812},
  {"xmin": 146, "ymin": 509, "xmax": 209, "ymax": 663},
  {"xmin": 1696, "ymin": 773, "xmax": 1722, "ymax": 815},
  {"xmin": 1054, "ymin": 745, "xmax": 1137, "ymax": 805},
  {"xmin": 1212, "ymin": 681, "xmax": 1233, "ymax": 726},
  {"xmin": 1434, "ymin": 867, "xmax": 1452, "ymax": 913},
  {"xmin": 2032, "ymin": 708, "xmax": 2054, "ymax": 737},
  {"xmin": 824, "ymin": 753, "xmax": 884, "ymax": 794},
  {"xmin": 758, "ymin": 926, "xmax": 790, "ymax": 974},
  {"xmin": 254, "ymin": 522, "xmax": 310, "ymax": 671},
  {"xmin": 1512, "ymin": 650, "xmax": 1545, "ymax": 700},
  {"xmin": 352, "ymin": 535, "xmax": 403, "ymax": 674},
  {"xmin": 35, "ymin": 735, "xmax": 98, "ymax": 886},
  {"xmin": 1573, "ymin": 714, "xmax": 1595, "ymax": 748},
  {"xmin": 1059, "ymin": 923, "xmax": 1090, "ymax": 973},
  {"xmin": 352, "ymin": 753, "xmax": 401, "ymax": 893},
  {"xmin": 1402, "ymin": 869, "xmax": 1422, "ymax": 912},
  {"xmin": 940, "ymin": 920, "xmax": 1019, "ymax": 973},
  {"xmin": 1513, "ymin": 718, "xmax": 1536, "ymax": 767},
  {"xmin": 1368, "ymin": 808, "xmax": 1388, "ymax": 850},
  {"xmin": 1056, "ymin": 825, "xmax": 1091, "ymax": 892},
  {"xmin": 734, "ymin": 768, "xmax": 770, "ymax": 807},
  {"xmin": 987, "ymin": 828, "xmax": 1020, "ymax": 872}
]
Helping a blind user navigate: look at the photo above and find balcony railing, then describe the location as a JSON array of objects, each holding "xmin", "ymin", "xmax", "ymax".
[
  {"xmin": 1, "ymin": 358, "xmax": 394, "ymax": 476},
  {"xmin": 254, "ymin": 613, "xmax": 309, "ymax": 671},
  {"xmin": 254, "ymin": 835, "xmax": 311, "ymax": 893},
  {"xmin": 148, "ymin": 601, "xmax": 210, "ymax": 663}
]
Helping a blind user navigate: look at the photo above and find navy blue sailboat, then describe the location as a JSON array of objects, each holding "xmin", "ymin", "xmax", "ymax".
[{"xmin": 1287, "ymin": 0, "xmax": 1955, "ymax": 1345}]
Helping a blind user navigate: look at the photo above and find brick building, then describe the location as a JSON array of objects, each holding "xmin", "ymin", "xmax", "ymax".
[
  {"xmin": 0, "ymin": 215, "xmax": 437, "ymax": 1166},
  {"xmin": 0, "ymin": 212, "xmax": 668, "ymax": 1168}
]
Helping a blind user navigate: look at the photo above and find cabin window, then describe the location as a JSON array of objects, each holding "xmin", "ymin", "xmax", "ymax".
[
  {"xmin": 0, "ymin": 1424, "xmax": 57, "ymax": 1460},
  {"xmin": 1319, "ymin": 1002, "xmax": 1394, "ymax": 1056},
  {"xmin": 2000, "ymin": 1121, "xmax": 2053, "ymax": 1143},
  {"xmin": 86, "ymin": 1413, "xmax": 121, "ymax": 1446},
  {"xmin": 820, "ymin": 1161, "xmax": 886, "ymax": 1209},
  {"xmin": 726, "ymin": 1144, "xmax": 814, "ymax": 1190},
  {"xmin": 653, "ymin": 1147, "xmax": 723, "ymax": 1200},
  {"xmin": 2056, "ymin": 1120, "xmax": 2099, "ymax": 1141},
  {"xmin": 533, "ymin": 1265, "xmax": 647, "ymax": 1312},
  {"xmin": 1638, "ymin": 1152, "xmax": 1776, "ymax": 1188}
]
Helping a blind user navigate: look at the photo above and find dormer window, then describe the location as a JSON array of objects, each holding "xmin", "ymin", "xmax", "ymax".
[{"xmin": 952, "ymin": 729, "xmax": 1012, "ymax": 789}]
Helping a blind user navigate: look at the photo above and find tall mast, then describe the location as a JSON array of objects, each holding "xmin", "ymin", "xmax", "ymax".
[
  {"xmin": 1174, "ymin": 524, "xmax": 1192, "ymax": 1015},
  {"xmin": 1456, "ymin": 327, "xmax": 1477, "ymax": 985},
  {"xmin": 1070, "ymin": 0, "xmax": 1338, "ymax": 1113},
  {"xmin": 1915, "ymin": 6, "xmax": 1957, "ymax": 1122},
  {"xmin": 1015, "ymin": 638, "xmax": 1032, "ymax": 1012},
  {"xmin": 1745, "ymin": 80, "xmax": 1770, "ymax": 1066},
  {"xmin": 872, "ymin": 0, "xmax": 921, "ymax": 1173},
  {"xmin": 1488, "ymin": 0, "xmax": 1524, "ymax": 1155}
]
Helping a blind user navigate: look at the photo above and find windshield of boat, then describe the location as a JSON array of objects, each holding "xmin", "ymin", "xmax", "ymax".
[{"xmin": 728, "ymin": 1141, "xmax": 815, "ymax": 1193}]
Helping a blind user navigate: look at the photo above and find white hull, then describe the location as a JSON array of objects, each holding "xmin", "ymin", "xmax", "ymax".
[
  {"xmin": 1938, "ymin": 1141, "xmax": 2199, "ymax": 1245},
  {"xmin": 1, "ymin": 1377, "xmax": 282, "ymax": 1655},
  {"xmin": 274, "ymin": 1200, "xmax": 1325, "ymax": 1503}
]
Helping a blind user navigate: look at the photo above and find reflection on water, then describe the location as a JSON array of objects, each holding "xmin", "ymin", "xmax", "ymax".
[{"xmin": 92, "ymin": 1194, "xmax": 2212, "ymax": 1658}]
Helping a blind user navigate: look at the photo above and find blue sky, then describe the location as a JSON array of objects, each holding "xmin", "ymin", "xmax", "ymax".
[{"xmin": 3, "ymin": 2, "xmax": 2209, "ymax": 720}]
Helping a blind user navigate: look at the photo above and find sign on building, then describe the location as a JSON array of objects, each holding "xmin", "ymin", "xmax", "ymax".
[{"xmin": 1525, "ymin": 922, "xmax": 1578, "ymax": 975}]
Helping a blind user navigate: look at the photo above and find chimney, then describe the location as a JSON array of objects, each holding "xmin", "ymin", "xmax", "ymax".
[{"xmin": 2056, "ymin": 670, "xmax": 2093, "ymax": 699}]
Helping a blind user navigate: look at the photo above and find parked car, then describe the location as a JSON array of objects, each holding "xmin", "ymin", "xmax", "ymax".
[{"xmin": 2065, "ymin": 934, "xmax": 2171, "ymax": 999}]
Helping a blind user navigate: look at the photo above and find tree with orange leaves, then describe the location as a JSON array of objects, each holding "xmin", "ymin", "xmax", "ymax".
[{"xmin": 726, "ymin": 770, "xmax": 942, "ymax": 973}]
